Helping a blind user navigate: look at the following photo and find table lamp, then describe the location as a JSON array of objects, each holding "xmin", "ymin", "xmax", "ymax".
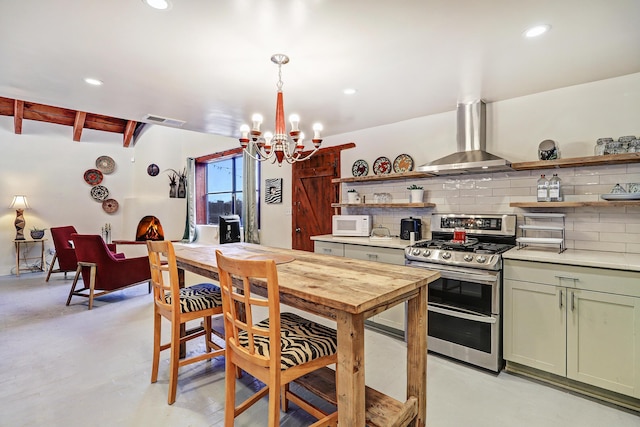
[{"xmin": 9, "ymin": 195, "xmax": 30, "ymax": 240}]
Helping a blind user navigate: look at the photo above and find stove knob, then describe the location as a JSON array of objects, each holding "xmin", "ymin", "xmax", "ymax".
[
  {"xmin": 412, "ymin": 248, "xmax": 421, "ymax": 256},
  {"xmin": 464, "ymin": 254, "xmax": 474, "ymax": 262},
  {"xmin": 422, "ymin": 249, "xmax": 431, "ymax": 257},
  {"xmin": 476, "ymin": 256, "xmax": 487, "ymax": 263},
  {"xmin": 441, "ymin": 251, "xmax": 452, "ymax": 260}
]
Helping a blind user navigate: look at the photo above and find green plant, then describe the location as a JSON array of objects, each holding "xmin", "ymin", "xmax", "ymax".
[
  {"xmin": 407, "ymin": 184, "xmax": 423, "ymax": 190},
  {"xmin": 31, "ymin": 226, "xmax": 46, "ymax": 232}
]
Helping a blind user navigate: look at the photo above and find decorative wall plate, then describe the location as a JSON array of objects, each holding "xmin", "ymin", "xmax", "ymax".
[
  {"xmin": 147, "ymin": 163, "xmax": 160, "ymax": 176},
  {"xmin": 351, "ymin": 159, "xmax": 369, "ymax": 177},
  {"xmin": 102, "ymin": 198, "xmax": 119, "ymax": 213},
  {"xmin": 393, "ymin": 154, "xmax": 414, "ymax": 173},
  {"xmin": 84, "ymin": 169, "xmax": 103, "ymax": 186},
  {"xmin": 373, "ymin": 156, "xmax": 392, "ymax": 175},
  {"xmin": 95, "ymin": 156, "xmax": 115, "ymax": 174},
  {"xmin": 90, "ymin": 185, "xmax": 109, "ymax": 201}
]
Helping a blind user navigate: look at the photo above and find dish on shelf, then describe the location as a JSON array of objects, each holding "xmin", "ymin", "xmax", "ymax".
[
  {"xmin": 95, "ymin": 156, "xmax": 115, "ymax": 174},
  {"xmin": 102, "ymin": 198, "xmax": 119, "ymax": 213},
  {"xmin": 393, "ymin": 154, "xmax": 414, "ymax": 173},
  {"xmin": 90, "ymin": 185, "xmax": 109, "ymax": 201},
  {"xmin": 84, "ymin": 169, "xmax": 103, "ymax": 186},
  {"xmin": 372, "ymin": 156, "xmax": 392, "ymax": 175},
  {"xmin": 351, "ymin": 159, "xmax": 369, "ymax": 177},
  {"xmin": 600, "ymin": 193, "xmax": 640, "ymax": 201}
]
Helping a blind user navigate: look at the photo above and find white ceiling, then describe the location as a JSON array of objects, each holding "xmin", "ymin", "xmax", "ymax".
[{"xmin": 1, "ymin": 0, "xmax": 639, "ymax": 140}]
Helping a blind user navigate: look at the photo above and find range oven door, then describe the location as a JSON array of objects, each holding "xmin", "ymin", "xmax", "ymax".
[{"xmin": 407, "ymin": 261, "xmax": 502, "ymax": 372}]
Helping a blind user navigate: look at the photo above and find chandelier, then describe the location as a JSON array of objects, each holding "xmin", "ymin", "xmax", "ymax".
[{"xmin": 239, "ymin": 54, "xmax": 323, "ymax": 166}]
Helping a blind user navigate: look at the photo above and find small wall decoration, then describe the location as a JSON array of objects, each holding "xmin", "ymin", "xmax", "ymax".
[
  {"xmin": 265, "ymin": 178, "xmax": 283, "ymax": 204},
  {"xmin": 166, "ymin": 168, "xmax": 187, "ymax": 198},
  {"xmin": 147, "ymin": 163, "xmax": 160, "ymax": 176}
]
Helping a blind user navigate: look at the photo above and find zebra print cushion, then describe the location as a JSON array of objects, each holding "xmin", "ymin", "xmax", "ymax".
[
  {"xmin": 164, "ymin": 283, "xmax": 222, "ymax": 313},
  {"xmin": 237, "ymin": 312, "xmax": 337, "ymax": 370}
]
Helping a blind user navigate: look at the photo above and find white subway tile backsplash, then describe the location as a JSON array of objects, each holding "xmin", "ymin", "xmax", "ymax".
[{"xmin": 574, "ymin": 240, "xmax": 626, "ymax": 252}]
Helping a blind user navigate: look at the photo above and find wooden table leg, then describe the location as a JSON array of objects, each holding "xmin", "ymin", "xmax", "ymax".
[
  {"xmin": 406, "ymin": 285, "xmax": 427, "ymax": 427},
  {"xmin": 336, "ymin": 311, "xmax": 366, "ymax": 426},
  {"xmin": 177, "ymin": 267, "xmax": 186, "ymax": 358},
  {"xmin": 15, "ymin": 241, "xmax": 20, "ymax": 277}
]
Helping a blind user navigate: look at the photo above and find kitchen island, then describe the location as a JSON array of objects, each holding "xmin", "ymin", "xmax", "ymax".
[{"xmin": 173, "ymin": 242, "xmax": 439, "ymax": 426}]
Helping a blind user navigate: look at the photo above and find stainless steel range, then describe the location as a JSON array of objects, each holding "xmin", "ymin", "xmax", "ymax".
[{"xmin": 405, "ymin": 213, "xmax": 517, "ymax": 372}]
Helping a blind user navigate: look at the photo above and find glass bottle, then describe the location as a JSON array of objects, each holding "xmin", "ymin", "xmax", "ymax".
[
  {"xmin": 549, "ymin": 174, "xmax": 562, "ymax": 202},
  {"xmin": 594, "ymin": 140, "xmax": 605, "ymax": 156},
  {"xmin": 537, "ymin": 174, "xmax": 549, "ymax": 202}
]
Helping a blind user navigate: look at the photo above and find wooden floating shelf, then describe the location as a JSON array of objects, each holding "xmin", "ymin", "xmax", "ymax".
[
  {"xmin": 510, "ymin": 201, "xmax": 640, "ymax": 208},
  {"xmin": 511, "ymin": 152, "xmax": 640, "ymax": 171},
  {"xmin": 332, "ymin": 202, "xmax": 436, "ymax": 208},
  {"xmin": 332, "ymin": 171, "xmax": 434, "ymax": 184}
]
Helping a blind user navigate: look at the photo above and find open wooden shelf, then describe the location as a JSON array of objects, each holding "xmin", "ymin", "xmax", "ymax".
[
  {"xmin": 332, "ymin": 171, "xmax": 434, "ymax": 184},
  {"xmin": 511, "ymin": 152, "xmax": 640, "ymax": 171},
  {"xmin": 510, "ymin": 201, "xmax": 640, "ymax": 208},
  {"xmin": 332, "ymin": 202, "xmax": 436, "ymax": 208}
]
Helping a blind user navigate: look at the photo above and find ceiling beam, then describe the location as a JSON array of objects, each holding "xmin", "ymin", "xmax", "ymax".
[
  {"xmin": 0, "ymin": 96, "xmax": 140, "ymax": 146},
  {"xmin": 73, "ymin": 111, "xmax": 86, "ymax": 142},
  {"xmin": 123, "ymin": 120, "xmax": 136, "ymax": 147},
  {"xmin": 14, "ymin": 100, "xmax": 23, "ymax": 134}
]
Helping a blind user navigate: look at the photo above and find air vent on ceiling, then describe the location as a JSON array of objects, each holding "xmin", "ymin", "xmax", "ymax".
[{"xmin": 143, "ymin": 114, "xmax": 185, "ymax": 127}]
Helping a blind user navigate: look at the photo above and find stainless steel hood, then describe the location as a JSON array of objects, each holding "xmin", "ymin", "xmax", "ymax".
[{"xmin": 417, "ymin": 100, "xmax": 512, "ymax": 175}]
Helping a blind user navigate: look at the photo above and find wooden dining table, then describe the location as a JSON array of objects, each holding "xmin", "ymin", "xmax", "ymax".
[{"xmin": 173, "ymin": 242, "xmax": 439, "ymax": 427}]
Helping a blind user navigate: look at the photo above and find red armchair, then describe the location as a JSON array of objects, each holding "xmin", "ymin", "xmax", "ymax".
[
  {"xmin": 46, "ymin": 226, "xmax": 122, "ymax": 282},
  {"xmin": 67, "ymin": 234, "xmax": 151, "ymax": 310}
]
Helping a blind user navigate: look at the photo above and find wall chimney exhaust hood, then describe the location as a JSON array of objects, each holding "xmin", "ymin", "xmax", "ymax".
[{"xmin": 417, "ymin": 100, "xmax": 512, "ymax": 175}]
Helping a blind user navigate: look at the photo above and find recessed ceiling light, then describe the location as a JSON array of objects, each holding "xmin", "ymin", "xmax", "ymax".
[
  {"xmin": 84, "ymin": 77, "xmax": 103, "ymax": 86},
  {"xmin": 142, "ymin": 0, "xmax": 171, "ymax": 10},
  {"xmin": 523, "ymin": 24, "xmax": 551, "ymax": 38},
  {"xmin": 343, "ymin": 88, "xmax": 357, "ymax": 95}
]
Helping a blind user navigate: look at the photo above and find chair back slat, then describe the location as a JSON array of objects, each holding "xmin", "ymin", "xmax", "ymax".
[
  {"xmin": 216, "ymin": 250, "xmax": 281, "ymax": 369},
  {"xmin": 146, "ymin": 241, "xmax": 179, "ymax": 313}
]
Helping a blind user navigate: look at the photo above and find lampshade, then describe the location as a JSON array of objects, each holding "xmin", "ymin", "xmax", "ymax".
[{"xmin": 9, "ymin": 195, "xmax": 30, "ymax": 210}]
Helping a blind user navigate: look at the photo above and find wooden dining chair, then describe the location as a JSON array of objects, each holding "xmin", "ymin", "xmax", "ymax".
[
  {"xmin": 215, "ymin": 249, "xmax": 339, "ymax": 426},
  {"xmin": 146, "ymin": 240, "xmax": 225, "ymax": 405}
]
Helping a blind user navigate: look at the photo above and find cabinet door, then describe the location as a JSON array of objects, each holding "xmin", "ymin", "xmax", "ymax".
[
  {"xmin": 313, "ymin": 241, "xmax": 344, "ymax": 257},
  {"xmin": 504, "ymin": 279, "xmax": 567, "ymax": 376},
  {"xmin": 343, "ymin": 245, "xmax": 405, "ymax": 265},
  {"xmin": 567, "ymin": 290, "xmax": 640, "ymax": 398}
]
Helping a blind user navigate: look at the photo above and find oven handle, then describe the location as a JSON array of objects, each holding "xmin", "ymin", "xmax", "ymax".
[
  {"xmin": 436, "ymin": 269, "xmax": 498, "ymax": 286},
  {"xmin": 428, "ymin": 303, "xmax": 497, "ymax": 324}
]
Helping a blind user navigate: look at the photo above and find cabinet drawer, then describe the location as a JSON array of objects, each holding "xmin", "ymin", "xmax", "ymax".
[
  {"xmin": 344, "ymin": 244, "xmax": 405, "ymax": 265},
  {"xmin": 314, "ymin": 241, "xmax": 344, "ymax": 257},
  {"xmin": 504, "ymin": 259, "xmax": 640, "ymax": 297}
]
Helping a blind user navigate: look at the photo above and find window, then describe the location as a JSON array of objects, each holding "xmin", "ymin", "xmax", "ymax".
[{"xmin": 197, "ymin": 150, "xmax": 260, "ymax": 226}]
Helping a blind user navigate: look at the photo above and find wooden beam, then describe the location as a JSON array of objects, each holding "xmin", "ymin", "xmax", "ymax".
[
  {"xmin": 123, "ymin": 120, "xmax": 137, "ymax": 147},
  {"xmin": 14, "ymin": 100, "xmax": 24, "ymax": 134},
  {"xmin": 73, "ymin": 111, "xmax": 86, "ymax": 142}
]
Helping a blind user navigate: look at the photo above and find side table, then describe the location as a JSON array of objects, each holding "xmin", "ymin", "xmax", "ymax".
[{"xmin": 14, "ymin": 238, "xmax": 47, "ymax": 276}]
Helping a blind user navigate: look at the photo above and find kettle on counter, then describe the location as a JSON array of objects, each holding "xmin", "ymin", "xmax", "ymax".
[{"xmin": 400, "ymin": 217, "xmax": 422, "ymax": 240}]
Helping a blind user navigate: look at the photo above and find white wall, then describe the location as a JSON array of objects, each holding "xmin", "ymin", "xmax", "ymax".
[{"xmin": 1, "ymin": 72, "xmax": 639, "ymax": 274}]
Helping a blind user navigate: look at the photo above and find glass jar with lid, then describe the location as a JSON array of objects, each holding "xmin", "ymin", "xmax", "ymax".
[
  {"xmin": 627, "ymin": 139, "xmax": 640, "ymax": 153},
  {"xmin": 604, "ymin": 140, "xmax": 626, "ymax": 155}
]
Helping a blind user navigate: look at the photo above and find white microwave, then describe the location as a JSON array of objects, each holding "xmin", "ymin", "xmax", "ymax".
[{"xmin": 332, "ymin": 215, "xmax": 372, "ymax": 237}]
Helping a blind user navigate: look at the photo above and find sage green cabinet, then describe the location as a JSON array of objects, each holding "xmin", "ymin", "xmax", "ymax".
[{"xmin": 504, "ymin": 259, "xmax": 640, "ymax": 399}]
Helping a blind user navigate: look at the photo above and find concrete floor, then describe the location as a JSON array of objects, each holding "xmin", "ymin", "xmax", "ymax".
[{"xmin": 1, "ymin": 272, "xmax": 638, "ymax": 427}]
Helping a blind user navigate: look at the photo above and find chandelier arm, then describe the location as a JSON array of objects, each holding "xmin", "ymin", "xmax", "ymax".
[{"xmin": 286, "ymin": 147, "xmax": 321, "ymax": 163}]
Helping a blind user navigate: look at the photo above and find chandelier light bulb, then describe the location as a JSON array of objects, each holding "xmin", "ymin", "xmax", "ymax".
[
  {"xmin": 289, "ymin": 114, "xmax": 300, "ymax": 131},
  {"xmin": 312, "ymin": 123, "xmax": 323, "ymax": 139},
  {"xmin": 239, "ymin": 124, "xmax": 250, "ymax": 139},
  {"xmin": 251, "ymin": 114, "xmax": 263, "ymax": 129}
]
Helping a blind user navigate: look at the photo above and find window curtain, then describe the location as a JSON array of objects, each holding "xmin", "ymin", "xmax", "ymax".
[
  {"xmin": 182, "ymin": 157, "xmax": 197, "ymax": 243},
  {"xmin": 243, "ymin": 151, "xmax": 260, "ymax": 244}
]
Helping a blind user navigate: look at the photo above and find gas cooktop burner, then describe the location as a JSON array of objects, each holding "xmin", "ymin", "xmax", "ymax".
[{"xmin": 412, "ymin": 239, "xmax": 514, "ymax": 255}]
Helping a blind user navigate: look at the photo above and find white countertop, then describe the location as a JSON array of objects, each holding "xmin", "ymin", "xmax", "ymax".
[
  {"xmin": 311, "ymin": 234, "xmax": 420, "ymax": 250},
  {"xmin": 503, "ymin": 247, "xmax": 640, "ymax": 272}
]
